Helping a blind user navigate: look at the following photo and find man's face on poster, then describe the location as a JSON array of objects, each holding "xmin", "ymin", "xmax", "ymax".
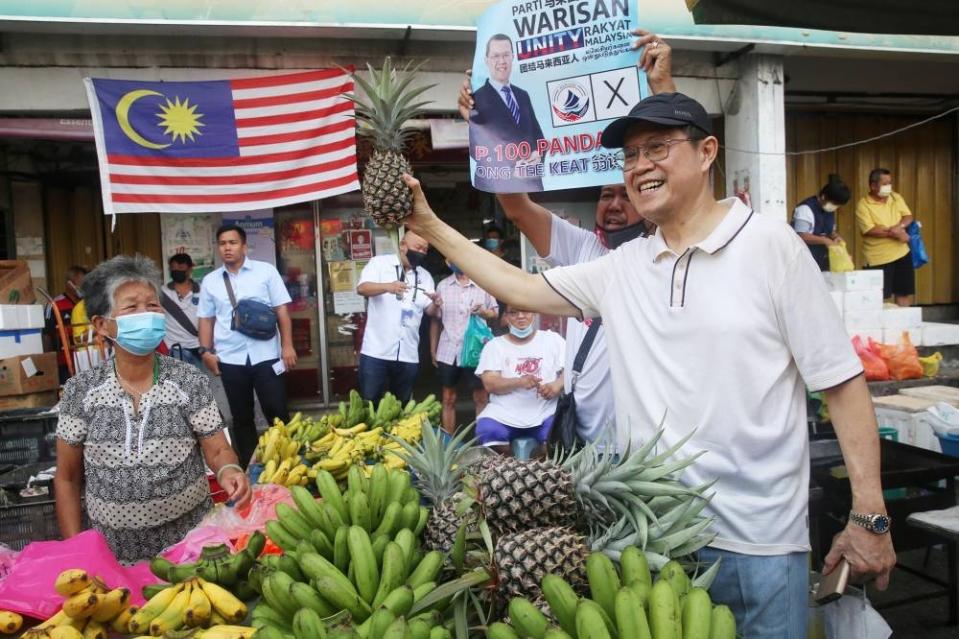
[{"xmin": 486, "ymin": 38, "xmax": 514, "ymax": 84}]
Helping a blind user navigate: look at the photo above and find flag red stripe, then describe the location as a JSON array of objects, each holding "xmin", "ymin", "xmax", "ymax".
[
  {"xmin": 234, "ymin": 100, "xmax": 353, "ymax": 128},
  {"xmin": 111, "ymin": 172, "xmax": 359, "ymax": 204},
  {"xmin": 232, "ymin": 83, "xmax": 352, "ymax": 110},
  {"xmin": 111, "ymin": 154, "xmax": 356, "ymax": 185},
  {"xmin": 237, "ymin": 119, "xmax": 353, "ymax": 147},
  {"xmin": 230, "ymin": 69, "xmax": 347, "ymax": 90},
  {"xmin": 107, "ymin": 135, "xmax": 355, "ymax": 167}
]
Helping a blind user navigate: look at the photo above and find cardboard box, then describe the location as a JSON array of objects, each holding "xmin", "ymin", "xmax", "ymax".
[
  {"xmin": 920, "ymin": 322, "xmax": 959, "ymax": 347},
  {"xmin": 0, "ymin": 329, "xmax": 43, "ymax": 358},
  {"xmin": 0, "ymin": 353, "xmax": 58, "ymax": 397},
  {"xmin": 880, "ymin": 307, "xmax": 923, "ymax": 329},
  {"xmin": 843, "ymin": 290, "xmax": 884, "ymax": 312},
  {"xmin": 0, "ymin": 390, "xmax": 57, "ymax": 411},
  {"xmin": 882, "ymin": 327, "xmax": 922, "ymax": 345},
  {"xmin": 0, "ymin": 305, "xmax": 44, "ymax": 330},
  {"xmin": 823, "ymin": 270, "xmax": 883, "ymax": 293},
  {"xmin": 844, "ymin": 310, "xmax": 882, "ymax": 329},
  {"xmin": 0, "ymin": 261, "xmax": 36, "ymax": 305}
]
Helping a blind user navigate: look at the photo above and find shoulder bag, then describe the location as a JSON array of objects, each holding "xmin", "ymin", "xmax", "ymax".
[
  {"xmin": 548, "ymin": 317, "xmax": 602, "ymax": 453},
  {"xmin": 223, "ymin": 271, "xmax": 277, "ymax": 340}
]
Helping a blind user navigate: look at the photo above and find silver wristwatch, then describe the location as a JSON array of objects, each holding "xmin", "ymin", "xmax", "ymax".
[{"xmin": 848, "ymin": 511, "xmax": 891, "ymax": 534}]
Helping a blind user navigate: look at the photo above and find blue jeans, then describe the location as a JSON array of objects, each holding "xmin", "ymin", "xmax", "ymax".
[
  {"xmin": 697, "ymin": 547, "xmax": 809, "ymax": 639},
  {"xmin": 358, "ymin": 354, "xmax": 418, "ymax": 403}
]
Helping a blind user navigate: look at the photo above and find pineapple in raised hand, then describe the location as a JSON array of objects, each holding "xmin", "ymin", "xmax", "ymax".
[{"xmin": 349, "ymin": 57, "xmax": 435, "ymax": 248}]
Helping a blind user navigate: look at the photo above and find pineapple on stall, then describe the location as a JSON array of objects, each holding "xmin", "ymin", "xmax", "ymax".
[
  {"xmin": 396, "ymin": 422, "xmax": 718, "ymax": 602},
  {"xmin": 349, "ymin": 58, "xmax": 435, "ymax": 247}
]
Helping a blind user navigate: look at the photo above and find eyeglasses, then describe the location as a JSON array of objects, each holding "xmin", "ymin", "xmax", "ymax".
[
  {"xmin": 488, "ymin": 53, "xmax": 513, "ymax": 62},
  {"xmin": 615, "ymin": 138, "xmax": 700, "ymax": 170}
]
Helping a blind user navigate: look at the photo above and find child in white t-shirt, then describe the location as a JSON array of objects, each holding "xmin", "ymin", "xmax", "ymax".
[{"xmin": 475, "ymin": 305, "xmax": 565, "ymax": 454}]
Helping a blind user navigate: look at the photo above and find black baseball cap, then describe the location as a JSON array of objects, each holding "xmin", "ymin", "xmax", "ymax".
[{"xmin": 601, "ymin": 92, "xmax": 712, "ymax": 149}]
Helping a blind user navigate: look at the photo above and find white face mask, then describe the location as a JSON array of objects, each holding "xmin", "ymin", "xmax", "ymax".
[
  {"xmin": 822, "ymin": 202, "xmax": 839, "ymax": 213},
  {"xmin": 878, "ymin": 184, "xmax": 893, "ymax": 197}
]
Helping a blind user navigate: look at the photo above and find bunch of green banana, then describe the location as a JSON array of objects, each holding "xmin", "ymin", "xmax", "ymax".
[
  {"xmin": 370, "ymin": 393, "xmax": 404, "ymax": 429},
  {"xmin": 252, "ymin": 532, "xmax": 450, "ymax": 635},
  {"xmin": 146, "ymin": 532, "xmax": 264, "ymax": 601},
  {"xmin": 128, "ymin": 577, "xmax": 248, "ymax": 636},
  {"xmin": 255, "ymin": 609, "xmax": 453, "ymax": 639},
  {"xmin": 400, "ymin": 394, "xmax": 441, "ymax": 422},
  {"xmin": 264, "ymin": 466, "xmax": 428, "ymax": 558},
  {"xmin": 339, "ymin": 390, "xmax": 371, "ymax": 429},
  {"xmin": 487, "ymin": 548, "xmax": 735, "ymax": 639}
]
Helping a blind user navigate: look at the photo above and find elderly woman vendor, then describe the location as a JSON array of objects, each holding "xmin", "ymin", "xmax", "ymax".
[{"xmin": 54, "ymin": 255, "xmax": 251, "ymax": 563}]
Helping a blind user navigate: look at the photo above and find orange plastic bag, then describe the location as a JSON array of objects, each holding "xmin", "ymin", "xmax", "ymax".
[
  {"xmin": 852, "ymin": 336, "xmax": 890, "ymax": 381},
  {"xmin": 878, "ymin": 332, "xmax": 924, "ymax": 381}
]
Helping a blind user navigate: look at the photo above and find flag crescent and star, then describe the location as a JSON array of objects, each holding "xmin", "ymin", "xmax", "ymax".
[{"xmin": 84, "ymin": 70, "xmax": 360, "ymax": 215}]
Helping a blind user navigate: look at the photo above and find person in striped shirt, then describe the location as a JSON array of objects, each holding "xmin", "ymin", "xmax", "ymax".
[{"xmin": 428, "ymin": 262, "xmax": 499, "ymax": 433}]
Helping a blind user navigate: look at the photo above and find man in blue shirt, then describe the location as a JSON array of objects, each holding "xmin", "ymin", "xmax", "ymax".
[{"xmin": 197, "ymin": 224, "xmax": 297, "ymax": 466}]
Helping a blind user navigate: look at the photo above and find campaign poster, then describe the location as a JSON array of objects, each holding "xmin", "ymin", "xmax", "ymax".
[{"xmin": 470, "ymin": 0, "xmax": 647, "ymax": 193}]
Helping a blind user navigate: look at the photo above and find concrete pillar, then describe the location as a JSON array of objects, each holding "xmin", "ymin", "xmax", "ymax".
[{"xmin": 723, "ymin": 54, "xmax": 787, "ymax": 219}]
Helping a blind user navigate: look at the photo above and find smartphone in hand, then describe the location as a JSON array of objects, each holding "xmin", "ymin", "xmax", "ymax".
[{"xmin": 815, "ymin": 558, "xmax": 851, "ymax": 605}]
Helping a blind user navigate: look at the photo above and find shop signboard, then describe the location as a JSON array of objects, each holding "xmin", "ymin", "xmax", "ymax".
[
  {"xmin": 469, "ymin": 0, "xmax": 646, "ymax": 193},
  {"xmin": 3, "ymin": 1, "xmax": 958, "ymax": 54}
]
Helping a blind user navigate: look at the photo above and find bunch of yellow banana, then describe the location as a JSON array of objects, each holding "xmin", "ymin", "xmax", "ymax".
[
  {"xmin": 304, "ymin": 423, "xmax": 388, "ymax": 479},
  {"xmin": 20, "ymin": 570, "xmax": 137, "ymax": 639},
  {"xmin": 258, "ymin": 457, "xmax": 311, "ymax": 487},
  {"xmin": 389, "ymin": 413, "xmax": 427, "ymax": 445},
  {"xmin": 127, "ymin": 577, "xmax": 247, "ymax": 637},
  {"xmin": 0, "ymin": 610, "xmax": 22, "ymax": 635},
  {"xmin": 254, "ymin": 420, "xmax": 302, "ymax": 467}
]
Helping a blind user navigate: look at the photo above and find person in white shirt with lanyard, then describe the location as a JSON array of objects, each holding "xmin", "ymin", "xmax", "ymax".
[
  {"xmin": 457, "ymin": 29, "xmax": 675, "ymax": 442},
  {"xmin": 356, "ymin": 229, "xmax": 439, "ymax": 403},
  {"xmin": 197, "ymin": 224, "xmax": 297, "ymax": 467}
]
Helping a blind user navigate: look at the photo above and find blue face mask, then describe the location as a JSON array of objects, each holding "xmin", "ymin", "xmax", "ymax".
[
  {"xmin": 484, "ymin": 238, "xmax": 502, "ymax": 250},
  {"xmin": 509, "ymin": 323, "xmax": 534, "ymax": 339},
  {"xmin": 110, "ymin": 312, "xmax": 166, "ymax": 356}
]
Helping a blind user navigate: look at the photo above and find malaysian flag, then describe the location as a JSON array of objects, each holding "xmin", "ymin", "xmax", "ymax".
[{"xmin": 84, "ymin": 70, "xmax": 360, "ymax": 215}]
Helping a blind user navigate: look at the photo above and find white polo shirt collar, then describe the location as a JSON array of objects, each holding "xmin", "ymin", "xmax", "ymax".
[{"xmin": 647, "ymin": 199, "xmax": 754, "ymax": 308}]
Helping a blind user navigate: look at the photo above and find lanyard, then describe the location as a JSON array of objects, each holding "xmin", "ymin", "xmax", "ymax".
[{"xmin": 395, "ymin": 265, "xmax": 420, "ymax": 303}]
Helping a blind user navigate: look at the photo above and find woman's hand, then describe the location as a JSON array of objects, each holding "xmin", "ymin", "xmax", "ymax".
[
  {"xmin": 538, "ymin": 379, "xmax": 564, "ymax": 400},
  {"xmin": 219, "ymin": 467, "xmax": 252, "ymax": 509}
]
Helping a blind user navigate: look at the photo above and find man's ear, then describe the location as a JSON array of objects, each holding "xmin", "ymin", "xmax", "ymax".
[{"xmin": 699, "ymin": 136, "xmax": 719, "ymax": 173}]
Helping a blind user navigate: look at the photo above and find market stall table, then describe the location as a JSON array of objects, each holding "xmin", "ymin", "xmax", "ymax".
[{"xmin": 811, "ymin": 438, "xmax": 959, "ymax": 624}]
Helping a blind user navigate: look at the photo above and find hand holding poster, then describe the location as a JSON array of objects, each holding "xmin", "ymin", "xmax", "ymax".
[{"xmin": 469, "ymin": 0, "xmax": 647, "ymax": 193}]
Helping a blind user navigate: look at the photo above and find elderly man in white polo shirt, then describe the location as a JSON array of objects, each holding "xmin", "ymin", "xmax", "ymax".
[
  {"xmin": 356, "ymin": 230, "xmax": 438, "ymax": 403},
  {"xmin": 399, "ymin": 91, "xmax": 895, "ymax": 638}
]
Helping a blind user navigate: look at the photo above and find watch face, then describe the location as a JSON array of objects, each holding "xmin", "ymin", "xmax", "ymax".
[{"xmin": 872, "ymin": 515, "xmax": 890, "ymax": 533}]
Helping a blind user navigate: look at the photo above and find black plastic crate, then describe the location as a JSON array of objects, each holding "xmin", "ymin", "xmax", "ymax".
[
  {"xmin": 0, "ymin": 495, "xmax": 60, "ymax": 551},
  {"xmin": 0, "ymin": 409, "xmax": 58, "ymax": 466}
]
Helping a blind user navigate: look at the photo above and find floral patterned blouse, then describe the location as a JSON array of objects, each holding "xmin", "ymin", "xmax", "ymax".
[{"xmin": 56, "ymin": 355, "xmax": 224, "ymax": 563}]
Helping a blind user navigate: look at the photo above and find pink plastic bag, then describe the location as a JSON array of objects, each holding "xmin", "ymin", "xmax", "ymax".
[
  {"xmin": 0, "ymin": 530, "xmax": 160, "ymax": 619},
  {"xmin": 160, "ymin": 526, "xmax": 236, "ymax": 565},
  {"xmin": 159, "ymin": 484, "xmax": 293, "ymax": 563},
  {"xmin": 0, "ymin": 544, "xmax": 19, "ymax": 583}
]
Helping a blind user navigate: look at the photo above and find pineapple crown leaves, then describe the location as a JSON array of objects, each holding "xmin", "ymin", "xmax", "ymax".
[
  {"xmin": 389, "ymin": 419, "xmax": 475, "ymax": 505},
  {"xmin": 347, "ymin": 57, "xmax": 437, "ymax": 153}
]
